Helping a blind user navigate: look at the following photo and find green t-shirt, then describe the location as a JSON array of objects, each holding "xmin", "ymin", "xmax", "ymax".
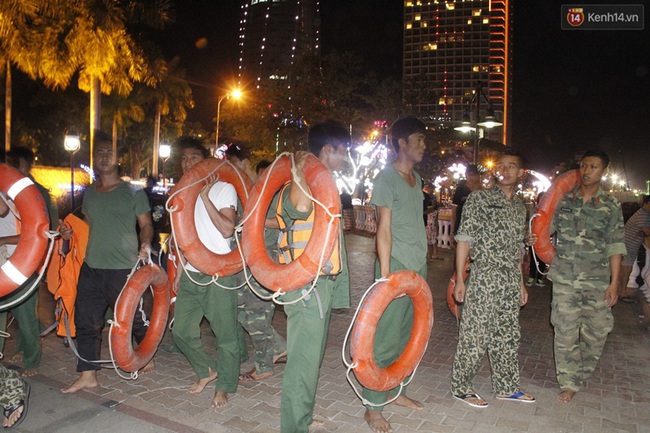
[
  {"xmin": 370, "ymin": 166, "xmax": 427, "ymax": 272},
  {"xmin": 82, "ymin": 182, "xmax": 150, "ymax": 269},
  {"xmin": 278, "ymin": 183, "xmax": 350, "ymax": 309}
]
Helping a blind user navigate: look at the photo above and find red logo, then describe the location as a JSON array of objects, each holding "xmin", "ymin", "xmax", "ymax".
[{"xmin": 567, "ymin": 8, "xmax": 585, "ymax": 27}]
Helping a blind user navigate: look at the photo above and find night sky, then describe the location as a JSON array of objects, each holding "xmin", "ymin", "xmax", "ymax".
[{"xmin": 161, "ymin": 1, "xmax": 649, "ymax": 188}]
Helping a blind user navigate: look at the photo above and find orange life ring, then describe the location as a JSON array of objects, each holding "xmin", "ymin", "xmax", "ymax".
[
  {"xmin": 350, "ymin": 270, "xmax": 433, "ymax": 392},
  {"xmin": 531, "ymin": 169, "xmax": 581, "ymax": 264},
  {"xmin": 0, "ymin": 164, "xmax": 49, "ymax": 298},
  {"xmin": 168, "ymin": 159, "xmax": 253, "ymax": 277},
  {"xmin": 111, "ymin": 264, "xmax": 170, "ymax": 372},
  {"xmin": 447, "ymin": 260, "xmax": 470, "ymax": 319},
  {"xmin": 241, "ymin": 154, "xmax": 340, "ymax": 292}
]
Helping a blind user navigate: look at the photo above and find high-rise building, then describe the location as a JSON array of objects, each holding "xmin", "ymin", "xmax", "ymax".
[
  {"xmin": 237, "ymin": 0, "xmax": 320, "ymax": 90},
  {"xmin": 403, "ymin": 0, "xmax": 512, "ymax": 145}
]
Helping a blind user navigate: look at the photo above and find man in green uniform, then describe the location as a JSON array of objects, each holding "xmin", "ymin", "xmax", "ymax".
[
  {"xmin": 548, "ymin": 150, "xmax": 625, "ymax": 403},
  {"xmin": 363, "ymin": 117, "xmax": 428, "ymax": 433},
  {"xmin": 451, "ymin": 149, "xmax": 534, "ymax": 409},
  {"xmin": 0, "ymin": 147, "xmax": 59, "ymax": 377},
  {"xmin": 277, "ymin": 120, "xmax": 350, "ymax": 433},
  {"xmin": 171, "ymin": 138, "xmax": 239, "ymax": 409}
]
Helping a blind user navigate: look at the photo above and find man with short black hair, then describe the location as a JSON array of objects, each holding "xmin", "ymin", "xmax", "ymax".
[
  {"xmin": 619, "ymin": 195, "xmax": 650, "ymax": 300},
  {"xmin": 549, "ymin": 150, "xmax": 625, "ymax": 403},
  {"xmin": 451, "ymin": 148, "xmax": 535, "ymax": 408}
]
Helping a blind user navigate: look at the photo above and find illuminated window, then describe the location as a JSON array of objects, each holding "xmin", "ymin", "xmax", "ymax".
[
  {"xmin": 415, "ymin": 14, "xmax": 421, "ymax": 21},
  {"xmin": 473, "ymin": 9, "xmax": 481, "ymax": 16},
  {"xmin": 445, "ymin": 3, "xmax": 454, "ymax": 10},
  {"xmin": 472, "ymin": 66, "xmax": 479, "ymax": 72},
  {"xmin": 406, "ymin": 23, "xmax": 413, "ymax": 29},
  {"xmin": 467, "ymin": 19, "xmax": 472, "ymax": 25},
  {"xmin": 483, "ymin": 18, "xmax": 489, "ymax": 24},
  {"xmin": 405, "ymin": 1, "xmax": 413, "ymax": 6},
  {"xmin": 422, "ymin": 21, "xmax": 428, "ymax": 28},
  {"xmin": 438, "ymin": 97, "xmax": 446, "ymax": 105}
]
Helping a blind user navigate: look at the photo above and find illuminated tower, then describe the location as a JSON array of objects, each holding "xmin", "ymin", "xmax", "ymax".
[
  {"xmin": 237, "ymin": 0, "xmax": 320, "ymax": 90},
  {"xmin": 403, "ymin": 0, "xmax": 512, "ymax": 145}
]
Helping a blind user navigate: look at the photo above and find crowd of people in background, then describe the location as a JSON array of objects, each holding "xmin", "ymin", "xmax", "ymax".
[{"xmin": 1, "ymin": 117, "xmax": 647, "ymax": 431}]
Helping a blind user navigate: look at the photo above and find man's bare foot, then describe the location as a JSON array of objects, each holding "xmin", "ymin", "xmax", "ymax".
[
  {"xmin": 189, "ymin": 368, "xmax": 218, "ymax": 394},
  {"xmin": 364, "ymin": 410, "xmax": 393, "ymax": 433},
  {"xmin": 239, "ymin": 368, "xmax": 273, "ymax": 382},
  {"xmin": 2, "ymin": 405, "xmax": 24, "ymax": 428},
  {"xmin": 7, "ymin": 353, "xmax": 23, "ymax": 364},
  {"xmin": 308, "ymin": 417, "xmax": 325, "ymax": 431},
  {"xmin": 273, "ymin": 350, "xmax": 288, "ymax": 364},
  {"xmin": 140, "ymin": 359, "xmax": 155, "ymax": 375},
  {"xmin": 393, "ymin": 395, "xmax": 424, "ymax": 410},
  {"xmin": 556, "ymin": 390, "xmax": 576, "ymax": 403},
  {"xmin": 61, "ymin": 371, "xmax": 98, "ymax": 393},
  {"xmin": 211, "ymin": 390, "xmax": 228, "ymax": 409},
  {"xmin": 22, "ymin": 368, "xmax": 38, "ymax": 377}
]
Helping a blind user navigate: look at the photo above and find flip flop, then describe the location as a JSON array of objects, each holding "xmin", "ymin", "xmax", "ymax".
[
  {"xmin": 3, "ymin": 382, "xmax": 30, "ymax": 430},
  {"xmin": 238, "ymin": 368, "xmax": 273, "ymax": 382},
  {"xmin": 273, "ymin": 351, "xmax": 287, "ymax": 364},
  {"xmin": 496, "ymin": 391, "xmax": 536, "ymax": 403},
  {"xmin": 454, "ymin": 393, "xmax": 488, "ymax": 408}
]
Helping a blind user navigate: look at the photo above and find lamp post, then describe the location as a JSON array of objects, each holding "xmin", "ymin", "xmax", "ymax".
[
  {"xmin": 159, "ymin": 143, "xmax": 171, "ymax": 194},
  {"xmin": 215, "ymin": 89, "xmax": 242, "ymax": 148},
  {"xmin": 64, "ymin": 133, "xmax": 81, "ymax": 212},
  {"xmin": 454, "ymin": 82, "xmax": 502, "ymax": 164}
]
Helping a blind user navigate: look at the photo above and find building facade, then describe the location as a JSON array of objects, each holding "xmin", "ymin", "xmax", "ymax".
[
  {"xmin": 237, "ymin": 0, "xmax": 320, "ymax": 90},
  {"xmin": 403, "ymin": 0, "xmax": 512, "ymax": 144}
]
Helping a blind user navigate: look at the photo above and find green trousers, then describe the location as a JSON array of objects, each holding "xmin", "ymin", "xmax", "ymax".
[
  {"xmin": 362, "ymin": 259, "xmax": 427, "ymax": 411},
  {"xmin": 0, "ymin": 365, "xmax": 25, "ymax": 408},
  {"xmin": 0, "ymin": 289, "xmax": 41, "ymax": 370},
  {"xmin": 280, "ymin": 277, "xmax": 334, "ymax": 433},
  {"xmin": 236, "ymin": 271, "xmax": 286, "ymax": 374},
  {"xmin": 173, "ymin": 271, "xmax": 239, "ymax": 393},
  {"xmin": 551, "ymin": 281, "xmax": 613, "ymax": 392}
]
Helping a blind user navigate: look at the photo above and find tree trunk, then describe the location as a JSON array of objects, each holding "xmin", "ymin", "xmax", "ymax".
[
  {"xmin": 112, "ymin": 116, "xmax": 118, "ymax": 154},
  {"xmin": 4, "ymin": 59, "xmax": 11, "ymax": 153},
  {"xmin": 89, "ymin": 77, "xmax": 101, "ymax": 169},
  {"xmin": 152, "ymin": 103, "xmax": 161, "ymax": 176}
]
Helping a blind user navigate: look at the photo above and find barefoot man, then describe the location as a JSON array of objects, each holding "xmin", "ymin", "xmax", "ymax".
[
  {"xmin": 61, "ymin": 132, "xmax": 154, "ymax": 393},
  {"xmin": 547, "ymin": 150, "xmax": 625, "ymax": 403},
  {"xmin": 362, "ymin": 117, "xmax": 428, "ymax": 433},
  {"xmin": 170, "ymin": 137, "xmax": 239, "ymax": 408}
]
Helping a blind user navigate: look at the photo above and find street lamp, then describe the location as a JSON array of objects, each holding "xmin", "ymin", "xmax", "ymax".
[
  {"xmin": 159, "ymin": 143, "xmax": 171, "ymax": 194},
  {"xmin": 64, "ymin": 133, "xmax": 81, "ymax": 212},
  {"xmin": 454, "ymin": 82, "xmax": 502, "ymax": 164},
  {"xmin": 215, "ymin": 89, "xmax": 242, "ymax": 147}
]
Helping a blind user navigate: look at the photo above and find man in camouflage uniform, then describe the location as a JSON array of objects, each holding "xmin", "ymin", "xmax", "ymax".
[
  {"xmin": 1, "ymin": 365, "xmax": 29, "ymax": 428},
  {"xmin": 451, "ymin": 149, "xmax": 535, "ymax": 408},
  {"xmin": 548, "ymin": 150, "xmax": 625, "ymax": 403}
]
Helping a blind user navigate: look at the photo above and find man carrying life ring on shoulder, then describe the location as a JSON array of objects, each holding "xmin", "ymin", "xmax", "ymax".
[
  {"xmin": 170, "ymin": 137, "xmax": 239, "ymax": 409},
  {"xmin": 451, "ymin": 149, "xmax": 535, "ymax": 409},
  {"xmin": 277, "ymin": 120, "xmax": 350, "ymax": 433},
  {"xmin": 361, "ymin": 117, "xmax": 428, "ymax": 433}
]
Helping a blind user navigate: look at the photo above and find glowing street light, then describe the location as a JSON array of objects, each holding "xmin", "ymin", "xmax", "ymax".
[
  {"xmin": 216, "ymin": 89, "xmax": 242, "ymax": 147},
  {"xmin": 64, "ymin": 133, "xmax": 81, "ymax": 212},
  {"xmin": 159, "ymin": 143, "xmax": 171, "ymax": 194}
]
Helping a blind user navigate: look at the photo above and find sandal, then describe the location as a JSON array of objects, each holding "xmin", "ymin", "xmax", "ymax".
[
  {"xmin": 454, "ymin": 392, "xmax": 488, "ymax": 408},
  {"xmin": 3, "ymin": 382, "xmax": 30, "ymax": 430},
  {"xmin": 496, "ymin": 391, "xmax": 536, "ymax": 403}
]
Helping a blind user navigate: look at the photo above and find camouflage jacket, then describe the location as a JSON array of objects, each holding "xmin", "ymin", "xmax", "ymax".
[
  {"xmin": 548, "ymin": 186, "xmax": 625, "ymax": 284},
  {"xmin": 456, "ymin": 185, "xmax": 527, "ymax": 271}
]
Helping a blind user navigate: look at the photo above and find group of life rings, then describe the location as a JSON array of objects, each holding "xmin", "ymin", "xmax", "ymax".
[{"xmin": 0, "ymin": 157, "xmax": 580, "ymax": 392}]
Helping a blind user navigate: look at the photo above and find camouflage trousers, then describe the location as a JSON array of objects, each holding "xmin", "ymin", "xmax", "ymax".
[
  {"xmin": 551, "ymin": 281, "xmax": 613, "ymax": 392},
  {"xmin": 0, "ymin": 365, "xmax": 25, "ymax": 409},
  {"xmin": 451, "ymin": 267, "xmax": 522, "ymax": 396},
  {"xmin": 237, "ymin": 272, "xmax": 286, "ymax": 375}
]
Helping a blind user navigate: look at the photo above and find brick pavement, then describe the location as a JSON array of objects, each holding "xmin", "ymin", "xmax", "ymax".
[{"xmin": 2, "ymin": 233, "xmax": 650, "ymax": 432}]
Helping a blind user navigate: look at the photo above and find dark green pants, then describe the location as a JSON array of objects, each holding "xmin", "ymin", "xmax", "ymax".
[{"xmin": 0, "ymin": 289, "xmax": 41, "ymax": 370}]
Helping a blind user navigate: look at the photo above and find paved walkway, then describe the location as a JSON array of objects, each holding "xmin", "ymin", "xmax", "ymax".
[{"xmin": 2, "ymin": 233, "xmax": 650, "ymax": 432}]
